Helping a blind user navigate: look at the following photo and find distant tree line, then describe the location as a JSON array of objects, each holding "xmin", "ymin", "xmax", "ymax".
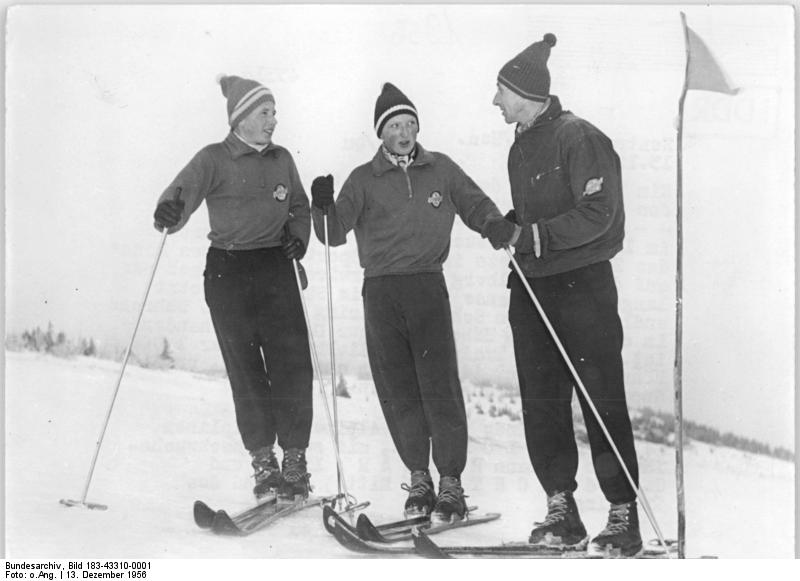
[
  {"xmin": 467, "ymin": 383, "xmax": 794, "ymax": 463},
  {"xmin": 632, "ymin": 407, "xmax": 794, "ymax": 463},
  {"xmin": 7, "ymin": 322, "xmax": 97, "ymax": 357},
  {"xmin": 5, "ymin": 322, "xmax": 175, "ymax": 370},
  {"xmin": 7, "ymin": 325, "xmax": 794, "ymax": 463}
]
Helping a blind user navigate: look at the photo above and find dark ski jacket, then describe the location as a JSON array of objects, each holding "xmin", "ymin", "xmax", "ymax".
[
  {"xmin": 156, "ymin": 132, "xmax": 310, "ymax": 251},
  {"xmin": 507, "ymin": 96, "xmax": 624, "ymax": 278}
]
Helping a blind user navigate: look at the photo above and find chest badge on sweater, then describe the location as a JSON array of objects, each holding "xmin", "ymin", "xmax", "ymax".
[
  {"xmin": 582, "ymin": 177, "xmax": 604, "ymax": 197},
  {"xmin": 427, "ymin": 191, "xmax": 443, "ymax": 208},
  {"xmin": 273, "ymin": 184, "xmax": 288, "ymax": 202}
]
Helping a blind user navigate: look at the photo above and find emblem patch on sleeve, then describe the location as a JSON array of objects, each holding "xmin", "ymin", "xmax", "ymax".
[
  {"xmin": 582, "ymin": 177, "xmax": 603, "ymax": 196},
  {"xmin": 273, "ymin": 184, "xmax": 288, "ymax": 202},
  {"xmin": 428, "ymin": 191, "xmax": 442, "ymax": 208}
]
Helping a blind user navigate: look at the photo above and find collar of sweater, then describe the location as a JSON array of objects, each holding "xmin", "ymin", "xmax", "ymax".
[
  {"xmin": 381, "ymin": 144, "xmax": 417, "ymax": 169},
  {"xmin": 223, "ymin": 131, "xmax": 279, "ymax": 159},
  {"xmin": 371, "ymin": 142, "xmax": 434, "ymax": 177},
  {"xmin": 232, "ymin": 130, "xmax": 270, "ymax": 152},
  {"xmin": 515, "ymin": 95, "xmax": 563, "ymax": 136}
]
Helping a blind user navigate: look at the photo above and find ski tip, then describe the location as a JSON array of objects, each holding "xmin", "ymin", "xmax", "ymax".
[
  {"xmin": 412, "ymin": 528, "xmax": 452, "ymax": 559},
  {"xmin": 193, "ymin": 500, "xmax": 216, "ymax": 529},
  {"xmin": 355, "ymin": 513, "xmax": 386, "ymax": 542},
  {"xmin": 331, "ymin": 520, "xmax": 363, "ymax": 552},
  {"xmin": 322, "ymin": 505, "xmax": 338, "ymax": 535},
  {"xmin": 212, "ymin": 510, "xmax": 244, "ymax": 536}
]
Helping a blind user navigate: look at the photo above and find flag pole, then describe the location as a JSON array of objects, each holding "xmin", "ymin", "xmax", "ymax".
[{"xmin": 675, "ymin": 11, "xmax": 691, "ymax": 560}]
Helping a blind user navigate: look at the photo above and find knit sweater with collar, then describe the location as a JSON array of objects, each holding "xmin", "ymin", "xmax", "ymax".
[
  {"xmin": 311, "ymin": 142, "xmax": 503, "ymax": 278},
  {"xmin": 156, "ymin": 131, "xmax": 310, "ymax": 251}
]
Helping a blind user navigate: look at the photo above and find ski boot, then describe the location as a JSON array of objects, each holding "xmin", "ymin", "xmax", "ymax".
[
  {"xmin": 588, "ymin": 501, "xmax": 643, "ymax": 558},
  {"xmin": 250, "ymin": 446, "xmax": 282, "ymax": 503},
  {"xmin": 277, "ymin": 448, "xmax": 311, "ymax": 502},
  {"xmin": 401, "ymin": 469, "xmax": 436, "ymax": 518},
  {"xmin": 528, "ymin": 490, "xmax": 589, "ymax": 550},
  {"xmin": 431, "ymin": 475, "xmax": 468, "ymax": 524}
]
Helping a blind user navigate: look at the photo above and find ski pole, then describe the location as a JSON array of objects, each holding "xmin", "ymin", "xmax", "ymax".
[
  {"xmin": 287, "ymin": 250, "xmax": 361, "ymax": 514},
  {"xmin": 504, "ymin": 248, "xmax": 672, "ymax": 556},
  {"xmin": 61, "ymin": 187, "xmax": 182, "ymax": 510},
  {"xmin": 322, "ymin": 211, "xmax": 343, "ymax": 500}
]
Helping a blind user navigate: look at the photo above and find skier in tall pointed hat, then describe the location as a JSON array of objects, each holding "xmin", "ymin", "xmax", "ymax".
[
  {"xmin": 490, "ymin": 33, "xmax": 654, "ymax": 557},
  {"xmin": 153, "ymin": 74, "xmax": 314, "ymax": 503}
]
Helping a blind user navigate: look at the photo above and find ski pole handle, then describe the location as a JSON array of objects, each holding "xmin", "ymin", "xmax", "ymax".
[{"xmin": 154, "ymin": 186, "xmax": 183, "ymax": 234}]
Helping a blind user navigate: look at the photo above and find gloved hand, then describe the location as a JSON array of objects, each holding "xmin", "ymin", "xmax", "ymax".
[
  {"xmin": 501, "ymin": 209, "xmax": 540, "ymax": 255},
  {"xmin": 311, "ymin": 174, "xmax": 335, "ymax": 211},
  {"xmin": 154, "ymin": 199, "xmax": 185, "ymax": 230},
  {"xmin": 484, "ymin": 216, "xmax": 520, "ymax": 250},
  {"xmin": 281, "ymin": 234, "xmax": 306, "ymax": 261}
]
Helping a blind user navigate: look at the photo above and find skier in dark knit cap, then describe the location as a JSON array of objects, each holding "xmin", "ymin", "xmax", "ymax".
[
  {"xmin": 491, "ymin": 34, "xmax": 643, "ymax": 557},
  {"xmin": 153, "ymin": 75, "xmax": 314, "ymax": 503},
  {"xmin": 309, "ymin": 82, "xmax": 514, "ymax": 523}
]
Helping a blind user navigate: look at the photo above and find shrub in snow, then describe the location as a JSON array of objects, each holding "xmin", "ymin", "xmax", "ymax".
[
  {"xmin": 7, "ymin": 323, "xmax": 98, "ymax": 360},
  {"xmin": 159, "ymin": 338, "xmax": 176, "ymax": 369},
  {"xmin": 335, "ymin": 374, "xmax": 351, "ymax": 399}
]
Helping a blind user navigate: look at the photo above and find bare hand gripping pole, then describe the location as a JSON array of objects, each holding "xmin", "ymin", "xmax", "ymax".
[
  {"xmin": 504, "ymin": 248, "xmax": 671, "ymax": 556},
  {"xmin": 61, "ymin": 187, "xmax": 182, "ymax": 510}
]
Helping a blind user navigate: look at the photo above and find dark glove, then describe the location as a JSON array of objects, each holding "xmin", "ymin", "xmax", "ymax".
[
  {"xmin": 281, "ymin": 234, "xmax": 306, "ymax": 261},
  {"xmin": 484, "ymin": 217, "xmax": 520, "ymax": 250},
  {"xmin": 499, "ymin": 209, "xmax": 538, "ymax": 254},
  {"xmin": 281, "ymin": 226, "xmax": 309, "ymax": 289},
  {"xmin": 154, "ymin": 199, "xmax": 185, "ymax": 230},
  {"xmin": 311, "ymin": 174, "xmax": 335, "ymax": 211}
]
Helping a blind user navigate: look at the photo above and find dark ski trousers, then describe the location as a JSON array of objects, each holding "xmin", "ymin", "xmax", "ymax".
[
  {"xmin": 204, "ymin": 247, "xmax": 313, "ymax": 453},
  {"xmin": 363, "ymin": 272, "xmax": 467, "ymax": 478},
  {"xmin": 508, "ymin": 260, "xmax": 639, "ymax": 504}
]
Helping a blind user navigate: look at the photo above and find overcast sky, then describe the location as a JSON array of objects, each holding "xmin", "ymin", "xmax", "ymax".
[{"xmin": 4, "ymin": 3, "xmax": 795, "ymax": 449}]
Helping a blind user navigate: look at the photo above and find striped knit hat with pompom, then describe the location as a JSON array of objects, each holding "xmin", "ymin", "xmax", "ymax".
[
  {"xmin": 374, "ymin": 82, "xmax": 419, "ymax": 137},
  {"xmin": 498, "ymin": 33, "xmax": 557, "ymax": 102},
  {"xmin": 218, "ymin": 74, "xmax": 274, "ymax": 128}
]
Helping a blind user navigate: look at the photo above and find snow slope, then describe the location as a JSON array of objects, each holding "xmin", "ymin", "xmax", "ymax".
[{"xmin": 4, "ymin": 351, "xmax": 794, "ymax": 559}]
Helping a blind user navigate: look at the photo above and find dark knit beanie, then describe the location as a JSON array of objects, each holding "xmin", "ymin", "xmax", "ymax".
[
  {"xmin": 498, "ymin": 33, "xmax": 557, "ymax": 102},
  {"xmin": 218, "ymin": 74, "xmax": 275, "ymax": 128},
  {"xmin": 374, "ymin": 82, "xmax": 419, "ymax": 137}
]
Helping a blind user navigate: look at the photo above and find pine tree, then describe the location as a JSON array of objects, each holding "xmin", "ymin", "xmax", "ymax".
[
  {"xmin": 335, "ymin": 374, "xmax": 351, "ymax": 398},
  {"xmin": 160, "ymin": 338, "xmax": 175, "ymax": 369}
]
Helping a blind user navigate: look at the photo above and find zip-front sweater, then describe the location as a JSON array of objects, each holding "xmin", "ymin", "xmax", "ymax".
[
  {"xmin": 156, "ymin": 132, "xmax": 310, "ymax": 251},
  {"xmin": 312, "ymin": 143, "xmax": 502, "ymax": 278},
  {"xmin": 508, "ymin": 96, "xmax": 625, "ymax": 278}
]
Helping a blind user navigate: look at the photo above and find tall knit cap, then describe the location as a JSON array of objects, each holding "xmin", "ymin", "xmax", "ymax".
[
  {"xmin": 217, "ymin": 74, "xmax": 275, "ymax": 128},
  {"xmin": 498, "ymin": 33, "xmax": 557, "ymax": 102},
  {"xmin": 373, "ymin": 82, "xmax": 419, "ymax": 137}
]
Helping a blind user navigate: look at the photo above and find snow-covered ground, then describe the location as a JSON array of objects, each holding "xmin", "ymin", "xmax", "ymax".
[{"xmin": 4, "ymin": 351, "xmax": 794, "ymax": 560}]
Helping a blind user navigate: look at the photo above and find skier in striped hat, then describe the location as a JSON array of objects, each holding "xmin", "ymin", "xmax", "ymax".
[
  {"xmin": 152, "ymin": 75, "xmax": 314, "ymax": 503},
  {"xmin": 308, "ymin": 82, "xmax": 517, "ymax": 523}
]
